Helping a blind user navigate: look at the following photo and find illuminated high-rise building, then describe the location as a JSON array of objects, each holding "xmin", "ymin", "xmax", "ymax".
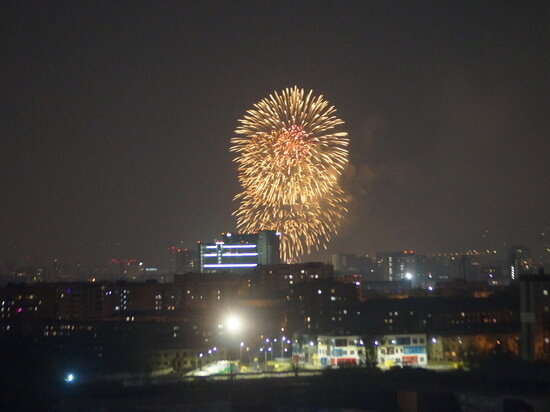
[
  {"xmin": 198, "ymin": 230, "xmax": 280, "ymax": 273},
  {"xmin": 508, "ymin": 245, "xmax": 531, "ymax": 281},
  {"xmin": 167, "ymin": 247, "xmax": 198, "ymax": 274},
  {"xmin": 376, "ymin": 251, "xmax": 417, "ymax": 282}
]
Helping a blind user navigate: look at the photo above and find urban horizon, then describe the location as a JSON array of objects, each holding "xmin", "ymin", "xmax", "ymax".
[{"xmin": 2, "ymin": 1, "xmax": 549, "ymax": 410}]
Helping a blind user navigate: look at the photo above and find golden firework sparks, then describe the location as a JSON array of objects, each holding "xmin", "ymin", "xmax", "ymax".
[{"xmin": 231, "ymin": 86, "xmax": 348, "ymax": 262}]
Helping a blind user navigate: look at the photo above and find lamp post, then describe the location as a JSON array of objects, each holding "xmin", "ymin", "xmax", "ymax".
[
  {"xmin": 265, "ymin": 338, "xmax": 273, "ymax": 360},
  {"xmin": 223, "ymin": 313, "xmax": 244, "ymax": 362},
  {"xmin": 260, "ymin": 347, "xmax": 266, "ymax": 370},
  {"xmin": 198, "ymin": 352, "xmax": 204, "ymax": 369}
]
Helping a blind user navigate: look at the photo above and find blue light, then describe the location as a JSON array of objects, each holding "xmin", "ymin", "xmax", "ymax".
[
  {"xmin": 202, "ymin": 253, "xmax": 218, "ymax": 257},
  {"xmin": 222, "ymin": 253, "xmax": 258, "ymax": 257},
  {"xmin": 221, "ymin": 244, "xmax": 256, "ymax": 249},
  {"xmin": 203, "ymin": 263, "xmax": 258, "ymax": 268},
  {"xmin": 64, "ymin": 373, "xmax": 75, "ymax": 383}
]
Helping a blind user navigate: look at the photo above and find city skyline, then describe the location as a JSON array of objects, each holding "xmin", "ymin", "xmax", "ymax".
[{"xmin": 2, "ymin": 1, "xmax": 549, "ymax": 266}]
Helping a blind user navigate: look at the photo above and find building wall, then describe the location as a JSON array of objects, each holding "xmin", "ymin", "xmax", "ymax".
[
  {"xmin": 199, "ymin": 231, "xmax": 280, "ymax": 273},
  {"xmin": 292, "ymin": 335, "xmax": 365, "ymax": 367},
  {"xmin": 435, "ymin": 333, "xmax": 519, "ymax": 363},
  {"xmin": 376, "ymin": 334, "xmax": 428, "ymax": 368},
  {"xmin": 520, "ymin": 274, "xmax": 550, "ymax": 361}
]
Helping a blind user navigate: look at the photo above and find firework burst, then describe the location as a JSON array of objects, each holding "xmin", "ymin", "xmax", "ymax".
[{"xmin": 231, "ymin": 86, "xmax": 349, "ymax": 262}]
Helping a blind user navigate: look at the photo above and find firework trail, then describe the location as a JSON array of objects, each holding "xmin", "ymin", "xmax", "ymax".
[{"xmin": 231, "ymin": 87, "xmax": 348, "ymax": 262}]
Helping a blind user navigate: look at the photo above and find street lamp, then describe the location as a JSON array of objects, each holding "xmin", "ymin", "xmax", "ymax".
[
  {"xmin": 265, "ymin": 338, "xmax": 273, "ymax": 357},
  {"xmin": 260, "ymin": 347, "xmax": 267, "ymax": 370},
  {"xmin": 224, "ymin": 314, "xmax": 243, "ymax": 334},
  {"xmin": 223, "ymin": 314, "xmax": 244, "ymax": 362}
]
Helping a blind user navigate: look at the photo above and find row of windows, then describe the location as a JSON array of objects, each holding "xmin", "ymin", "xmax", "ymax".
[{"xmin": 380, "ymin": 337, "xmax": 425, "ymax": 345}]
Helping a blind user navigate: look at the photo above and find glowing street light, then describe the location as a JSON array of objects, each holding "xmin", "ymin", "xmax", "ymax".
[
  {"xmin": 64, "ymin": 373, "xmax": 75, "ymax": 383},
  {"xmin": 224, "ymin": 315, "xmax": 243, "ymax": 333}
]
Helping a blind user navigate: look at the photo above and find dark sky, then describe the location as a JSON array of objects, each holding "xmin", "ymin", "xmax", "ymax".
[{"xmin": 2, "ymin": 1, "xmax": 549, "ymax": 267}]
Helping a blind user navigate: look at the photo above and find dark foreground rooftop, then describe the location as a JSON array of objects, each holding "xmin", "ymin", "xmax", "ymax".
[{"xmin": 6, "ymin": 365, "xmax": 550, "ymax": 411}]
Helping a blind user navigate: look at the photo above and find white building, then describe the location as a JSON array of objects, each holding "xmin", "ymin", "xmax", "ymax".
[
  {"xmin": 376, "ymin": 333, "xmax": 428, "ymax": 368},
  {"xmin": 293, "ymin": 335, "xmax": 366, "ymax": 367}
]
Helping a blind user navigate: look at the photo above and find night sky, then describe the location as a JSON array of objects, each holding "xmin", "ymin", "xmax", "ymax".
[{"xmin": 2, "ymin": 1, "xmax": 549, "ymax": 267}]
